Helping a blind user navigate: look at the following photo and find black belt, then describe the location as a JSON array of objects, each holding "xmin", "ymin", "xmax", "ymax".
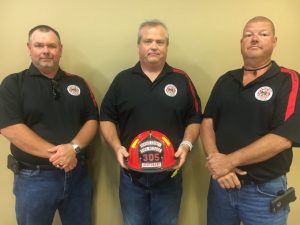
[
  {"xmin": 19, "ymin": 161, "xmax": 58, "ymax": 170},
  {"xmin": 18, "ymin": 154, "xmax": 86, "ymax": 171},
  {"xmin": 239, "ymin": 176, "xmax": 286, "ymax": 185},
  {"xmin": 124, "ymin": 169, "xmax": 179, "ymax": 189},
  {"xmin": 239, "ymin": 179, "xmax": 258, "ymax": 185}
]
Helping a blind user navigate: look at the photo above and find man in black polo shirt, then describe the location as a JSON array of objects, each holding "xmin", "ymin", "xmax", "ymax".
[
  {"xmin": 0, "ymin": 25, "xmax": 99, "ymax": 225},
  {"xmin": 201, "ymin": 16, "xmax": 300, "ymax": 225},
  {"xmin": 100, "ymin": 19, "xmax": 202, "ymax": 225}
]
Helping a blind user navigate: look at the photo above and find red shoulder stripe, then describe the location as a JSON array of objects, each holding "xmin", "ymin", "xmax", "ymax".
[
  {"xmin": 172, "ymin": 68, "xmax": 199, "ymax": 112},
  {"xmin": 84, "ymin": 79, "xmax": 98, "ymax": 108},
  {"xmin": 281, "ymin": 67, "xmax": 299, "ymax": 121}
]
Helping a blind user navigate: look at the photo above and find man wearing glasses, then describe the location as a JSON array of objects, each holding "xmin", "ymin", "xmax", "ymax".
[{"xmin": 0, "ymin": 25, "xmax": 99, "ymax": 225}]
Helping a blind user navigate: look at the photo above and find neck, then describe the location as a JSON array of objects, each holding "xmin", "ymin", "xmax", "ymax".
[
  {"xmin": 40, "ymin": 68, "xmax": 58, "ymax": 79},
  {"xmin": 243, "ymin": 61, "xmax": 272, "ymax": 76},
  {"xmin": 33, "ymin": 63, "xmax": 59, "ymax": 79},
  {"xmin": 140, "ymin": 62, "xmax": 165, "ymax": 81}
]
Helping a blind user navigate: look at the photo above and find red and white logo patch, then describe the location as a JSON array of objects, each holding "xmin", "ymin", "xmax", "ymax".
[
  {"xmin": 67, "ymin": 85, "xmax": 81, "ymax": 96},
  {"xmin": 255, "ymin": 86, "xmax": 273, "ymax": 101},
  {"xmin": 164, "ymin": 84, "xmax": 177, "ymax": 97}
]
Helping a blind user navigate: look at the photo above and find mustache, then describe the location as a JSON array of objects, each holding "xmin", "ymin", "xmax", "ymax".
[{"xmin": 40, "ymin": 57, "xmax": 53, "ymax": 60}]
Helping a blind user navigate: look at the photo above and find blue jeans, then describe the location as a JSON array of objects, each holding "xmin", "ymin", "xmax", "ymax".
[
  {"xmin": 207, "ymin": 176, "xmax": 290, "ymax": 225},
  {"xmin": 13, "ymin": 160, "xmax": 92, "ymax": 225},
  {"xmin": 119, "ymin": 169, "xmax": 182, "ymax": 225}
]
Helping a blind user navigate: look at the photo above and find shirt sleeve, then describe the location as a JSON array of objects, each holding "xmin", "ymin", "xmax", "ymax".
[
  {"xmin": 271, "ymin": 69, "xmax": 300, "ymax": 147},
  {"xmin": 0, "ymin": 74, "xmax": 24, "ymax": 129},
  {"xmin": 203, "ymin": 75, "xmax": 224, "ymax": 119},
  {"xmin": 99, "ymin": 74, "xmax": 119, "ymax": 123},
  {"xmin": 184, "ymin": 76, "xmax": 202, "ymax": 125},
  {"xmin": 81, "ymin": 78, "xmax": 99, "ymax": 121}
]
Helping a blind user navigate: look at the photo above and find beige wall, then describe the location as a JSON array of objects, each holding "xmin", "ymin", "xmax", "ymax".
[{"xmin": 0, "ymin": 0, "xmax": 300, "ymax": 224}]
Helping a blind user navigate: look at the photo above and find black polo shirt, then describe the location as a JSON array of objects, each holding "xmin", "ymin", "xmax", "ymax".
[
  {"xmin": 100, "ymin": 62, "xmax": 202, "ymax": 150},
  {"xmin": 0, "ymin": 64, "xmax": 99, "ymax": 165},
  {"xmin": 204, "ymin": 61, "xmax": 300, "ymax": 182}
]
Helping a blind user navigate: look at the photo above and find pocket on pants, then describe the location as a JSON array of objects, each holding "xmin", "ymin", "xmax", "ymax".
[
  {"xmin": 18, "ymin": 169, "xmax": 41, "ymax": 178},
  {"xmin": 256, "ymin": 175, "xmax": 287, "ymax": 198}
]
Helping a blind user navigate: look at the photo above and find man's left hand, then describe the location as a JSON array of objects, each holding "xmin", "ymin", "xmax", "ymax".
[
  {"xmin": 172, "ymin": 144, "xmax": 189, "ymax": 170},
  {"xmin": 206, "ymin": 152, "xmax": 234, "ymax": 179}
]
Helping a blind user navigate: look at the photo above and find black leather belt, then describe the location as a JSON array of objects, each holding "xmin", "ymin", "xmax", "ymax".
[
  {"xmin": 239, "ymin": 179, "xmax": 258, "ymax": 185},
  {"xmin": 124, "ymin": 169, "xmax": 179, "ymax": 189},
  {"xmin": 19, "ymin": 161, "xmax": 57, "ymax": 170}
]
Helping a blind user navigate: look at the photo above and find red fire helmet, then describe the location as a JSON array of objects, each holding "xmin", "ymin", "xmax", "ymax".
[{"xmin": 126, "ymin": 130, "xmax": 177, "ymax": 173}]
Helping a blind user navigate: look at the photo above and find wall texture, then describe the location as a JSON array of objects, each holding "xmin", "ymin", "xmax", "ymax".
[{"xmin": 0, "ymin": 0, "xmax": 299, "ymax": 224}]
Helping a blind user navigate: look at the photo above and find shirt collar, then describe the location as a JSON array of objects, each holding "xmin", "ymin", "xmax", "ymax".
[
  {"xmin": 28, "ymin": 63, "xmax": 64, "ymax": 80},
  {"xmin": 132, "ymin": 61, "xmax": 173, "ymax": 78}
]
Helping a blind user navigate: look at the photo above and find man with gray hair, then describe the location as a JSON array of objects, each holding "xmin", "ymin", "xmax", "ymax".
[{"xmin": 100, "ymin": 19, "xmax": 202, "ymax": 225}]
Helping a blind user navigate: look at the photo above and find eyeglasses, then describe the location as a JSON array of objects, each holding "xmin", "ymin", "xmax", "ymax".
[{"xmin": 51, "ymin": 79, "xmax": 60, "ymax": 100}]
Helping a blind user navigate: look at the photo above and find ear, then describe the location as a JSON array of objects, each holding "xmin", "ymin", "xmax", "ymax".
[
  {"xmin": 240, "ymin": 37, "xmax": 244, "ymax": 45},
  {"xmin": 273, "ymin": 36, "xmax": 278, "ymax": 47},
  {"xmin": 27, "ymin": 42, "xmax": 31, "ymax": 55}
]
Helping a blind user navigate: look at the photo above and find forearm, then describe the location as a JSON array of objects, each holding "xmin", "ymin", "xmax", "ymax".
[
  {"xmin": 71, "ymin": 120, "xmax": 98, "ymax": 148},
  {"xmin": 0, "ymin": 123, "xmax": 54, "ymax": 158},
  {"xmin": 99, "ymin": 120, "xmax": 129, "ymax": 168},
  {"xmin": 200, "ymin": 118, "xmax": 219, "ymax": 156},
  {"xmin": 99, "ymin": 121, "xmax": 122, "ymax": 153},
  {"xmin": 229, "ymin": 133, "xmax": 292, "ymax": 168},
  {"xmin": 182, "ymin": 123, "xmax": 200, "ymax": 143},
  {"xmin": 48, "ymin": 120, "xmax": 97, "ymax": 170}
]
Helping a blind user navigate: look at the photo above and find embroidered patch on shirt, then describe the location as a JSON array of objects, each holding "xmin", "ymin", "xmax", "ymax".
[
  {"xmin": 67, "ymin": 85, "xmax": 81, "ymax": 96},
  {"xmin": 255, "ymin": 86, "xmax": 273, "ymax": 101},
  {"xmin": 164, "ymin": 84, "xmax": 177, "ymax": 97}
]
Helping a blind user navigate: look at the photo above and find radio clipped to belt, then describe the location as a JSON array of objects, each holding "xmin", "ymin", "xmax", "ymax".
[
  {"xmin": 271, "ymin": 187, "xmax": 297, "ymax": 213},
  {"xmin": 7, "ymin": 154, "xmax": 20, "ymax": 174}
]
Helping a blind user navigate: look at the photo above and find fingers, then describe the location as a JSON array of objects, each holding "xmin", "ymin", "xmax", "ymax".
[
  {"xmin": 116, "ymin": 146, "xmax": 129, "ymax": 169},
  {"xmin": 49, "ymin": 144, "xmax": 77, "ymax": 168},
  {"xmin": 217, "ymin": 172, "xmax": 241, "ymax": 189},
  {"xmin": 235, "ymin": 168, "xmax": 247, "ymax": 176},
  {"xmin": 55, "ymin": 158, "xmax": 78, "ymax": 172},
  {"xmin": 48, "ymin": 146, "xmax": 59, "ymax": 153},
  {"xmin": 55, "ymin": 163, "xmax": 64, "ymax": 169},
  {"xmin": 206, "ymin": 153, "xmax": 234, "ymax": 179},
  {"xmin": 172, "ymin": 147, "xmax": 188, "ymax": 170},
  {"xmin": 211, "ymin": 168, "xmax": 230, "ymax": 180},
  {"xmin": 47, "ymin": 144, "xmax": 79, "ymax": 172}
]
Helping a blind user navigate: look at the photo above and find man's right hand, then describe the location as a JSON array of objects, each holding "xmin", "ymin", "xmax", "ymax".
[
  {"xmin": 216, "ymin": 168, "xmax": 247, "ymax": 189},
  {"xmin": 48, "ymin": 144, "xmax": 78, "ymax": 172},
  {"xmin": 115, "ymin": 146, "xmax": 129, "ymax": 169}
]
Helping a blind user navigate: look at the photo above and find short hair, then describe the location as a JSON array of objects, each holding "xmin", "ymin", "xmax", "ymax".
[
  {"xmin": 28, "ymin": 25, "xmax": 61, "ymax": 43},
  {"xmin": 244, "ymin": 16, "xmax": 275, "ymax": 35},
  {"xmin": 137, "ymin": 19, "xmax": 169, "ymax": 45}
]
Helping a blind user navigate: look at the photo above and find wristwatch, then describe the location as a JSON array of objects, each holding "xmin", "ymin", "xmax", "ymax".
[{"xmin": 71, "ymin": 143, "xmax": 81, "ymax": 154}]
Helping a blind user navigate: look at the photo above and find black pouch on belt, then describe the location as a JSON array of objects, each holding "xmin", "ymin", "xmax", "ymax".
[
  {"xmin": 7, "ymin": 154, "xmax": 20, "ymax": 174},
  {"xmin": 270, "ymin": 187, "xmax": 297, "ymax": 213}
]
